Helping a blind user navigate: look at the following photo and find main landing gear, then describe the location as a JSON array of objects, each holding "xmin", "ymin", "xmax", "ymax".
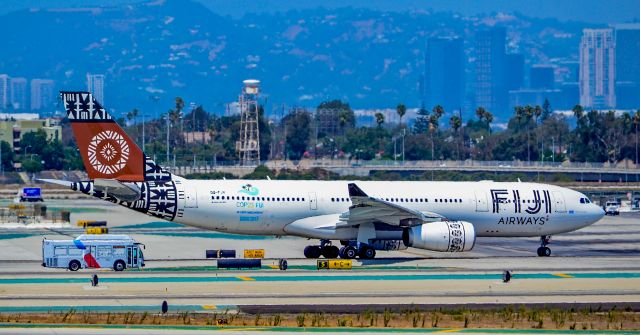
[
  {"xmin": 303, "ymin": 240, "xmax": 377, "ymax": 259},
  {"xmin": 339, "ymin": 244, "xmax": 376, "ymax": 259},
  {"xmin": 303, "ymin": 240, "xmax": 339, "ymax": 259},
  {"xmin": 537, "ymin": 235, "xmax": 551, "ymax": 257}
]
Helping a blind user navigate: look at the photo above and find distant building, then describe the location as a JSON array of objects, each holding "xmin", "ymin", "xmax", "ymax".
[
  {"xmin": 87, "ymin": 73, "xmax": 105, "ymax": 104},
  {"xmin": 10, "ymin": 77, "xmax": 27, "ymax": 111},
  {"xmin": 475, "ymin": 27, "xmax": 507, "ymax": 117},
  {"xmin": 0, "ymin": 74, "xmax": 8, "ymax": 111},
  {"xmin": 579, "ymin": 29, "xmax": 616, "ymax": 109},
  {"xmin": 559, "ymin": 82, "xmax": 580, "ymax": 110},
  {"xmin": 505, "ymin": 53, "xmax": 525, "ymax": 91},
  {"xmin": 530, "ymin": 65, "xmax": 555, "ymax": 89},
  {"xmin": 30, "ymin": 79, "xmax": 55, "ymax": 111},
  {"xmin": 0, "ymin": 117, "xmax": 62, "ymax": 152},
  {"xmin": 425, "ymin": 37, "xmax": 464, "ymax": 113},
  {"xmin": 614, "ymin": 24, "xmax": 640, "ymax": 109}
]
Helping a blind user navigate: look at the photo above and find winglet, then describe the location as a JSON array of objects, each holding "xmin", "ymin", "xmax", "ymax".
[{"xmin": 348, "ymin": 183, "xmax": 368, "ymax": 197}]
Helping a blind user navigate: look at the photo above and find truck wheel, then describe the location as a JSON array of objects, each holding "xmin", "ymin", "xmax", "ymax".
[
  {"xmin": 68, "ymin": 260, "xmax": 81, "ymax": 272},
  {"xmin": 113, "ymin": 260, "xmax": 126, "ymax": 272}
]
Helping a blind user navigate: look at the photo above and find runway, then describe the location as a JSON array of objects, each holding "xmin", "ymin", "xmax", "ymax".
[{"xmin": 0, "ymin": 199, "xmax": 639, "ymax": 315}]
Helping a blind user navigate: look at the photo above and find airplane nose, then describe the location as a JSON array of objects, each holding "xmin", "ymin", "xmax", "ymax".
[{"xmin": 593, "ymin": 204, "xmax": 605, "ymax": 220}]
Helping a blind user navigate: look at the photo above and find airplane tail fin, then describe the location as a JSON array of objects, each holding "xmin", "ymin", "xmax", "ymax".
[{"xmin": 60, "ymin": 91, "xmax": 171, "ymax": 182}]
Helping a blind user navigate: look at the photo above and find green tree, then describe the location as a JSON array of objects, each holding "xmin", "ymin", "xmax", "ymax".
[
  {"xmin": 375, "ymin": 112, "xmax": 385, "ymax": 128},
  {"xmin": 541, "ymin": 98, "xmax": 551, "ymax": 121},
  {"xmin": 283, "ymin": 109, "xmax": 311, "ymax": 160},
  {"xmin": 413, "ymin": 105, "xmax": 430, "ymax": 134},
  {"xmin": 396, "ymin": 103, "xmax": 407, "ymax": 125},
  {"xmin": 0, "ymin": 140, "xmax": 14, "ymax": 170}
]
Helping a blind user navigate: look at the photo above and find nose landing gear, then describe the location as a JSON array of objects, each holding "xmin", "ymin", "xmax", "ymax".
[{"xmin": 536, "ymin": 235, "xmax": 551, "ymax": 257}]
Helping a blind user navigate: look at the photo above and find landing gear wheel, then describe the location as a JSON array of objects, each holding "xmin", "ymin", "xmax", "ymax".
[
  {"xmin": 321, "ymin": 245, "xmax": 340, "ymax": 259},
  {"xmin": 536, "ymin": 235, "xmax": 552, "ymax": 257},
  {"xmin": 342, "ymin": 246, "xmax": 358, "ymax": 259},
  {"xmin": 338, "ymin": 247, "xmax": 346, "ymax": 258},
  {"xmin": 536, "ymin": 246, "xmax": 551, "ymax": 257},
  {"xmin": 303, "ymin": 246, "xmax": 321, "ymax": 258},
  {"xmin": 359, "ymin": 246, "xmax": 376, "ymax": 259}
]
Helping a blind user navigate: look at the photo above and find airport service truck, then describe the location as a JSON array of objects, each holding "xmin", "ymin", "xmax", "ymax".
[{"xmin": 42, "ymin": 234, "xmax": 144, "ymax": 271}]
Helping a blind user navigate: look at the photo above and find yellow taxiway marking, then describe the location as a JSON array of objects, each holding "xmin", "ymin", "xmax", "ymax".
[
  {"xmin": 201, "ymin": 305, "xmax": 217, "ymax": 310},
  {"xmin": 236, "ymin": 276, "xmax": 256, "ymax": 281},
  {"xmin": 553, "ymin": 273, "xmax": 574, "ymax": 278},
  {"xmin": 268, "ymin": 265, "xmax": 279, "ymax": 269},
  {"xmin": 433, "ymin": 329, "xmax": 460, "ymax": 333}
]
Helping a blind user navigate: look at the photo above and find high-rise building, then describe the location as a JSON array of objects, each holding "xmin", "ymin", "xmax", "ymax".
[
  {"xmin": 0, "ymin": 74, "xmax": 8, "ymax": 111},
  {"xmin": 530, "ymin": 65, "xmax": 555, "ymax": 89},
  {"xmin": 30, "ymin": 79, "xmax": 55, "ymax": 111},
  {"xmin": 10, "ymin": 77, "xmax": 27, "ymax": 111},
  {"xmin": 475, "ymin": 27, "xmax": 507, "ymax": 117},
  {"xmin": 614, "ymin": 24, "xmax": 640, "ymax": 109},
  {"xmin": 579, "ymin": 29, "xmax": 616, "ymax": 109},
  {"xmin": 425, "ymin": 37, "xmax": 464, "ymax": 113},
  {"xmin": 87, "ymin": 73, "xmax": 105, "ymax": 104},
  {"xmin": 505, "ymin": 53, "xmax": 525, "ymax": 91}
]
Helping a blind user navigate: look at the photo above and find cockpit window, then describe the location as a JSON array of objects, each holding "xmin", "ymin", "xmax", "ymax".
[
  {"xmin": 580, "ymin": 197, "xmax": 591, "ymax": 204},
  {"xmin": 580, "ymin": 198, "xmax": 585, "ymax": 204}
]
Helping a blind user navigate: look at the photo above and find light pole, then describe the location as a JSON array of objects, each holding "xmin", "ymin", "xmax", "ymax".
[
  {"xmin": 401, "ymin": 128, "xmax": 406, "ymax": 165},
  {"xmin": 165, "ymin": 113, "xmax": 170, "ymax": 165}
]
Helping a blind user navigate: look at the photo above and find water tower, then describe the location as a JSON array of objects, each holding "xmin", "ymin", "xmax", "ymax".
[{"xmin": 236, "ymin": 79, "xmax": 261, "ymax": 166}]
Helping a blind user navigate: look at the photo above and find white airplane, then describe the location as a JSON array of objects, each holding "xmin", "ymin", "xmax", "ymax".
[{"xmin": 44, "ymin": 92, "xmax": 604, "ymax": 261}]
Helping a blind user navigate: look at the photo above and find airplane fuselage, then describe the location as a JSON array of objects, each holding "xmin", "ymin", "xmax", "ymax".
[{"xmin": 172, "ymin": 179, "xmax": 603, "ymax": 239}]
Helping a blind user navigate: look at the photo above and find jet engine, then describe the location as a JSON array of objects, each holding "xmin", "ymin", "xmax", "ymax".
[{"xmin": 402, "ymin": 221, "xmax": 476, "ymax": 252}]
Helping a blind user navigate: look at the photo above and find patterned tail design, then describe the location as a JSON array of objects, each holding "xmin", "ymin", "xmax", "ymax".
[{"xmin": 61, "ymin": 91, "xmax": 178, "ymax": 221}]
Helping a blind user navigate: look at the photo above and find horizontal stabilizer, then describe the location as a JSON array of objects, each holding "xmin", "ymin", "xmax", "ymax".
[
  {"xmin": 93, "ymin": 178, "xmax": 141, "ymax": 202},
  {"xmin": 37, "ymin": 179, "xmax": 74, "ymax": 188}
]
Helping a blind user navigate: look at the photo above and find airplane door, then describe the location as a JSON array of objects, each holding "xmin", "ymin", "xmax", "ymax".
[
  {"xmin": 474, "ymin": 190, "xmax": 489, "ymax": 212},
  {"xmin": 552, "ymin": 191, "xmax": 566, "ymax": 213},
  {"xmin": 308, "ymin": 192, "xmax": 317, "ymax": 210},
  {"xmin": 184, "ymin": 186, "xmax": 198, "ymax": 208}
]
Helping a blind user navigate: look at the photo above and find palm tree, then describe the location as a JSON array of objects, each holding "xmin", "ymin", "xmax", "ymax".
[
  {"xmin": 375, "ymin": 112, "xmax": 385, "ymax": 128},
  {"xmin": 450, "ymin": 115, "xmax": 462, "ymax": 160},
  {"xmin": 429, "ymin": 105, "xmax": 445, "ymax": 160},
  {"xmin": 396, "ymin": 103, "xmax": 407, "ymax": 125}
]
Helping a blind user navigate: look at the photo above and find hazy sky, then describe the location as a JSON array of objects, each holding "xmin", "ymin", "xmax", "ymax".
[{"xmin": 1, "ymin": 0, "xmax": 639, "ymax": 24}]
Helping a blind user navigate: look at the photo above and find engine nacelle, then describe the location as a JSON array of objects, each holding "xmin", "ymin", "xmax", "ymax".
[{"xmin": 402, "ymin": 221, "xmax": 476, "ymax": 252}]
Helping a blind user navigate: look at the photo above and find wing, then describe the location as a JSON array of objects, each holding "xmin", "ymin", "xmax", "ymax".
[{"xmin": 337, "ymin": 183, "xmax": 446, "ymax": 228}]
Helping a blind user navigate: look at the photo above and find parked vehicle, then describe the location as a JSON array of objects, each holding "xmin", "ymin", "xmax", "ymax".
[
  {"xmin": 604, "ymin": 201, "xmax": 620, "ymax": 216},
  {"xmin": 42, "ymin": 234, "xmax": 144, "ymax": 271},
  {"xmin": 18, "ymin": 187, "xmax": 43, "ymax": 202}
]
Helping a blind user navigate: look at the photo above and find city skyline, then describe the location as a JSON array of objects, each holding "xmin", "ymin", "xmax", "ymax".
[{"xmin": 0, "ymin": 1, "xmax": 638, "ymax": 120}]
